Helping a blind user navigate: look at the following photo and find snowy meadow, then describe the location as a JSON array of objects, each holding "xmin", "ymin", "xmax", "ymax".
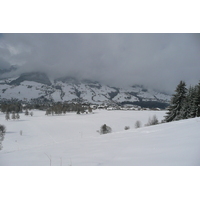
[{"xmin": 0, "ymin": 109, "xmax": 200, "ymax": 166}]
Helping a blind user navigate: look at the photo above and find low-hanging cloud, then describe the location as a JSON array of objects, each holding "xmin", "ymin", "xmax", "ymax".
[{"xmin": 0, "ymin": 33, "xmax": 200, "ymax": 93}]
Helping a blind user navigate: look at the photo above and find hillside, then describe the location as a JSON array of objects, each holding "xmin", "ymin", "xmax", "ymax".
[
  {"xmin": 0, "ymin": 72, "xmax": 171, "ymax": 108},
  {"xmin": 0, "ymin": 110, "xmax": 199, "ymax": 166}
]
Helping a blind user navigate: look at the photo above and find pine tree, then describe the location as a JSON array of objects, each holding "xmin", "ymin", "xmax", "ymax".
[
  {"xmin": 165, "ymin": 81, "xmax": 187, "ymax": 122},
  {"xmin": 16, "ymin": 113, "xmax": 20, "ymax": 120},
  {"xmin": 187, "ymin": 86, "xmax": 197, "ymax": 118},
  {"xmin": 25, "ymin": 109, "xmax": 29, "ymax": 116},
  {"xmin": 88, "ymin": 106, "xmax": 92, "ymax": 113},
  {"xmin": 5, "ymin": 112, "xmax": 10, "ymax": 121},
  {"xmin": 180, "ymin": 86, "xmax": 194, "ymax": 119},
  {"xmin": 11, "ymin": 112, "xmax": 16, "ymax": 120},
  {"xmin": 193, "ymin": 81, "xmax": 200, "ymax": 117}
]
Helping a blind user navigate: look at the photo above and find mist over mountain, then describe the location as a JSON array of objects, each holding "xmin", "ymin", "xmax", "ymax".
[
  {"xmin": 0, "ymin": 65, "xmax": 18, "ymax": 77},
  {"xmin": 9, "ymin": 72, "xmax": 51, "ymax": 86},
  {"xmin": 0, "ymin": 33, "xmax": 200, "ymax": 94},
  {"xmin": 0, "ymin": 71, "xmax": 171, "ymax": 109}
]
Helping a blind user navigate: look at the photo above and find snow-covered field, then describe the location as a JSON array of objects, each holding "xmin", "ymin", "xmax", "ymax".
[{"xmin": 0, "ymin": 110, "xmax": 200, "ymax": 166}]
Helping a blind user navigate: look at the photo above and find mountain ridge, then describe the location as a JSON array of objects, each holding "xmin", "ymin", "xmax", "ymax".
[{"xmin": 0, "ymin": 72, "xmax": 171, "ymax": 108}]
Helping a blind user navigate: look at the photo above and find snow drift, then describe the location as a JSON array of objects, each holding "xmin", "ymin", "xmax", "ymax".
[{"xmin": 0, "ymin": 110, "xmax": 199, "ymax": 166}]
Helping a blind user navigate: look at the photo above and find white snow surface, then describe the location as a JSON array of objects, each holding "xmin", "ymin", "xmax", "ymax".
[{"xmin": 0, "ymin": 110, "xmax": 200, "ymax": 166}]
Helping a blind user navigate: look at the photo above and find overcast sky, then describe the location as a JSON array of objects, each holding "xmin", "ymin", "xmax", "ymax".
[{"xmin": 0, "ymin": 33, "xmax": 200, "ymax": 93}]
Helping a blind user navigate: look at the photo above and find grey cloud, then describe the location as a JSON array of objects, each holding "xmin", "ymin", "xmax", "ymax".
[{"xmin": 0, "ymin": 33, "xmax": 200, "ymax": 93}]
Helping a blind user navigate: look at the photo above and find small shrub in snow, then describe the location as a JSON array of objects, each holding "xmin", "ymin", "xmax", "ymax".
[
  {"xmin": 45, "ymin": 109, "xmax": 51, "ymax": 116},
  {"xmin": 0, "ymin": 128, "xmax": 5, "ymax": 150},
  {"xmin": 0, "ymin": 125, "xmax": 6, "ymax": 134},
  {"xmin": 145, "ymin": 115, "xmax": 159, "ymax": 126},
  {"xmin": 100, "ymin": 124, "xmax": 112, "ymax": 134},
  {"xmin": 135, "ymin": 120, "xmax": 142, "ymax": 128},
  {"xmin": 124, "ymin": 126, "xmax": 130, "ymax": 130},
  {"xmin": 0, "ymin": 125, "xmax": 6, "ymax": 150}
]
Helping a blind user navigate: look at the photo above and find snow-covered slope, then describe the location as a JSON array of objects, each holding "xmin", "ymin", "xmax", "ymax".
[{"xmin": 0, "ymin": 110, "xmax": 199, "ymax": 166}]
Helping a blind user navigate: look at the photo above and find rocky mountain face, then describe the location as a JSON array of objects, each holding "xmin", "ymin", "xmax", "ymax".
[{"xmin": 0, "ymin": 72, "xmax": 171, "ymax": 108}]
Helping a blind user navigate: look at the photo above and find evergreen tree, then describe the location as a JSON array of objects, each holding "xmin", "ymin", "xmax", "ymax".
[
  {"xmin": 76, "ymin": 108, "xmax": 80, "ymax": 114},
  {"xmin": 165, "ymin": 81, "xmax": 187, "ymax": 122},
  {"xmin": 187, "ymin": 86, "xmax": 197, "ymax": 118},
  {"xmin": 193, "ymin": 81, "xmax": 200, "ymax": 117},
  {"xmin": 88, "ymin": 106, "xmax": 92, "ymax": 113},
  {"xmin": 16, "ymin": 113, "xmax": 20, "ymax": 120},
  {"xmin": 11, "ymin": 112, "xmax": 16, "ymax": 120},
  {"xmin": 180, "ymin": 86, "xmax": 194, "ymax": 119},
  {"xmin": 5, "ymin": 112, "xmax": 10, "ymax": 121},
  {"xmin": 25, "ymin": 109, "xmax": 29, "ymax": 116}
]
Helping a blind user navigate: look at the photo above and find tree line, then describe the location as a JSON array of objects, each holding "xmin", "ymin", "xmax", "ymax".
[
  {"xmin": 165, "ymin": 81, "xmax": 200, "ymax": 122},
  {"xmin": 45, "ymin": 103, "xmax": 92, "ymax": 115}
]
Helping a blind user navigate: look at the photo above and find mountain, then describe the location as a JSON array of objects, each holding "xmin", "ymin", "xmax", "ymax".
[
  {"xmin": 0, "ymin": 65, "xmax": 17, "ymax": 75},
  {"xmin": 0, "ymin": 72, "xmax": 171, "ymax": 108},
  {"xmin": 9, "ymin": 72, "xmax": 51, "ymax": 86}
]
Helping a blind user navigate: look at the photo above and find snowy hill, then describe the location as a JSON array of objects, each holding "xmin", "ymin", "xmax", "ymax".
[
  {"xmin": 0, "ymin": 110, "xmax": 200, "ymax": 166},
  {"xmin": 0, "ymin": 72, "xmax": 171, "ymax": 108}
]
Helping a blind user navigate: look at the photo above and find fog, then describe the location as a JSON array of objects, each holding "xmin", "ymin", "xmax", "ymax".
[{"xmin": 0, "ymin": 33, "xmax": 200, "ymax": 93}]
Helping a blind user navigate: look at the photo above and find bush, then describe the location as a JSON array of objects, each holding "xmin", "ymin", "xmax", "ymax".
[
  {"xmin": 135, "ymin": 120, "xmax": 142, "ymax": 128},
  {"xmin": 124, "ymin": 126, "xmax": 130, "ymax": 130},
  {"xmin": 0, "ymin": 124, "xmax": 6, "ymax": 134},
  {"xmin": 25, "ymin": 109, "xmax": 29, "ymax": 116},
  {"xmin": 0, "ymin": 125, "xmax": 6, "ymax": 150},
  {"xmin": 100, "ymin": 124, "xmax": 112, "ymax": 134},
  {"xmin": 145, "ymin": 115, "xmax": 159, "ymax": 126}
]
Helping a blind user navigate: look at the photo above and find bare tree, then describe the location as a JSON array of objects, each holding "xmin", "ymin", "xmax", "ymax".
[
  {"xmin": 145, "ymin": 115, "xmax": 159, "ymax": 126},
  {"xmin": 135, "ymin": 120, "xmax": 142, "ymax": 128},
  {"xmin": 44, "ymin": 153, "xmax": 52, "ymax": 166}
]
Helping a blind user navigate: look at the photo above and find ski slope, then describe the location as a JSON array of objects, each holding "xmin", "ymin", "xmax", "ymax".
[{"xmin": 0, "ymin": 110, "xmax": 200, "ymax": 166}]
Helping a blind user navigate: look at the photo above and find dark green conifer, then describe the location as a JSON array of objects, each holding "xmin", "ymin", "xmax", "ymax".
[{"xmin": 165, "ymin": 81, "xmax": 187, "ymax": 122}]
